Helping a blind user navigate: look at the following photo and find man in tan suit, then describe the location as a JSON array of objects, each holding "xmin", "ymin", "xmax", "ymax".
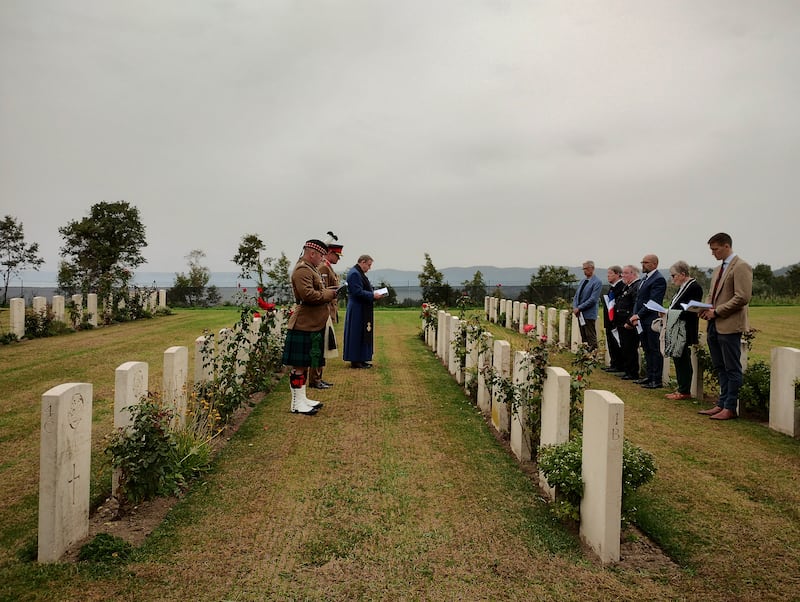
[{"xmin": 698, "ymin": 233, "xmax": 753, "ymax": 420}]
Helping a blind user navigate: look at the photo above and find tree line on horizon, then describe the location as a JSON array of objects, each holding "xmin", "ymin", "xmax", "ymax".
[{"xmin": 2, "ymin": 202, "xmax": 800, "ymax": 308}]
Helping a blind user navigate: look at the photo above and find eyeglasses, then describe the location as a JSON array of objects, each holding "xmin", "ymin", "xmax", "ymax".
[{"xmin": 670, "ymin": 273, "xmax": 678, "ymax": 278}]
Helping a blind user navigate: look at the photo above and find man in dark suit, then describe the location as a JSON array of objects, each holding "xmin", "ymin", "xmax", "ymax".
[
  {"xmin": 630, "ymin": 254, "xmax": 667, "ymax": 388},
  {"xmin": 698, "ymin": 233, "xmax": 753, "ymax": 420}
]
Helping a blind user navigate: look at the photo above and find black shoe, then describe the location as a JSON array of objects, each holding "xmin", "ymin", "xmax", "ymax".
[
  {"xmin": 641, "ymin": 382, "xmax": 663, "ymax": 389},
  {"xmin": 634, "ymin": 378, "xmax": 650, "ymax": 384},
  {"xmin": 609, "ymin": 371, "xmax": 627, "ymax": 376},
  {"xmin": 621, "ymin": 375, "xmax": 636, "ymax": 380},
  {"xmin": 351, "ymin": 362, "xmax": 372, "ymax": 369},
  {"xmin": 319, "ymin": 380, "xmax": 334, "ymax": 387},
  {"xmin": 310, "ymin": 382, "xmax": 331, "ymax": 389}
]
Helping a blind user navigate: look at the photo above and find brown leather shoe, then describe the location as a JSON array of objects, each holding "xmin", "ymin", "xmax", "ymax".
[
  {"xmin": 698, "ymin": 406, "xmax": 723, "ymax": 415},
  {"xmin": 709, "ymin": 408, "xmax": 737, "ymax": 420}
]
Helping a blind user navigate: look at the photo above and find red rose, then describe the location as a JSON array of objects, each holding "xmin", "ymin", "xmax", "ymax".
[
  {"xmin": 253, "ymin": 312, "xmax": 261, "ymax": 319},
  {"xmin": 257, "ymin": 298, "xmax": 276, "ymax": 311}
]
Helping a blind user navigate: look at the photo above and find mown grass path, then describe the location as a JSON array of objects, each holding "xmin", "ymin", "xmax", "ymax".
[{"xmin": 3, "ymin": 308, "xmax": 800, "ymax": 601}]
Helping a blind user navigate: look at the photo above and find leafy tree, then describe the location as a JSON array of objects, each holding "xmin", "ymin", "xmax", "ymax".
[
  {"xmin": 523, "ymin": 265, "xmax": 577, "ymax": 306},
  {"xmin": 0, "ymin": 215, "xmax": 45, "ymax": 305},
  {"xmin": 752, "ymin": 263, "xmax": 774, "ymax": 297},
  {"xmin": 418, "ymin": 253, "xmax": 446, "ymax": 304},
  {"xmin": 232, "ymin": 234, "xmax": 273, "ymax": 284},
  {"xmin": 170, "ymin": 250, "xmax": 211, "ymax": 307},
  {"xmin": 57, "ymin": 201, "xmax": 147, "ymax": 303},
  {"xmin": 461, "ymin": 270, "xmax": 487, "ymax": 305},
  {"xmin": 265, "ymin": 252, "xmax": 292, "ymax": 303}
]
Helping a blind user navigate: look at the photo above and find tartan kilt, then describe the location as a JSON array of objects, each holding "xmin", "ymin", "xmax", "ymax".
[{"xmin": 282, "ymin": 328, "xmax": 326, "ymax": 368}]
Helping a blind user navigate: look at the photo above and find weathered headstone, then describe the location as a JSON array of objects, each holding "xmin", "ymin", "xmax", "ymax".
[
  {"xmin": 539, "ymin": 367, "xmax": 571, "ymax": 500},
  {"xmin": 32, "ymin": 296, "xmax": 47, "ymax": 314},
  {"xmin": 571, "ymin": 313, "xmax": 581, "ymax": 352},
  {"xmin": 510, "ymin": 351, "xmax": 532, "ymax": 461},
  {"xmin": 449, "ymin": 315, "xmax": 463, "ymax": 383},
  {"xmin": 163, "ymin": 346, "xmax": 188, "ymax": 428},
  {"xmin": 580, "ymin": 389, "xmax": 624, "ymax": 564},
  {"xmin": 159, "ymin": 289, "xmax": 167, "ymax": 308},
  {"xmin": 38, "ymin": 383, "xmax": 92, "ymax": 562},
  {"xmin": 491, "ymin": 339, "xmax": 511, "ymax": 433},
  {"xmin": 52, "ymin": 295, "xmax": 66, "ymax": 323},
  {"xmin": 518, "ymin": 302, "xmax": 528, "ymax": 333},
  {"xmin": 113, "ymin": 362, "xmax": 148, "ymax": 498},
  {"xmin": 547, "ymin": 307, "xmax": 556, "ymax": 343},
  {"xmin": 527, "ymin": 304, "xmax": 536, "ymax": 334},
  {"xmin": 9, "ymin": 297, "xmax": 25, "ymax": 338},
  {"xmin": 194, "ymin": 335, "xmax": 215, "ymax": 385},
  {"xmin": 477, "ymin": 332, "xmax": 494, "ymax": 414},
  {"xmin": 85, "ymin": 293, "xmax": 97, "ymax": 326},
  {"xmin": 769, "ymin": 347, "xmax": 800, "ymax": 437},
  {"xmin": 559, "ymin": 309, "xmax": 568, "ymax": 347}
]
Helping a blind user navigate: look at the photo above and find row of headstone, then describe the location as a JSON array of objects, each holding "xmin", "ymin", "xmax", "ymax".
[
  {"xmin": 484, "ymin": 297, "xmax": 572, "ymax": 349},
  {"xmin": 486, "ymin": 300, "xmax": 799, "ymax": 438},
  {"xmin": 38, "ymin": 313, "xmax": 283, "ymax": 562},
  {"xmin": 427, "ymin": 307, "xmax": 625, "ymax": 563},
  {"xmin": 7, "ymin": 290, "xmax": 168, "ymax": 339}
]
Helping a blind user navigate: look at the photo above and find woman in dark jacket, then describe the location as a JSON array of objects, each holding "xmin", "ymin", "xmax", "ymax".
[{"xmin": 665, "ymin": 260, "xmax": 703, "ymax": 400}]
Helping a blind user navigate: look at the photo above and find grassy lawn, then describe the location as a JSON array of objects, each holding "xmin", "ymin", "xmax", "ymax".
[{"xmin": 0, "ymin": 305, "xmax": 798, "ymax": 600}]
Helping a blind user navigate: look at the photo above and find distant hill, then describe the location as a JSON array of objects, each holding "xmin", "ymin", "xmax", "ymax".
[{"xmin": 368, "ymin": 266, "xmax": 584, "ymax": 287}]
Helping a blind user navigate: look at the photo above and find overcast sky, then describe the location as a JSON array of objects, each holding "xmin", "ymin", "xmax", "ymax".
[{"xmin": 2, "ymin": 1, "xmax": 799, "ymax": 276}]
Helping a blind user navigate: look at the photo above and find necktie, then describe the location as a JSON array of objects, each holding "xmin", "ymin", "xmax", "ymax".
[{"xmin": 710, "ymin": 261, "xmax": 727, "ymax": 302}]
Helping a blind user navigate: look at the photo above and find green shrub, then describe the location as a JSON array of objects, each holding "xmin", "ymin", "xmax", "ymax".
[
  {"xmin": 538, "ymin": 436, "xmax": 657, "ymax": 523},
  {"xmin": 106, "ymin": 396, "xmax": 183, "ymax": 504},
  {"xmin": 739, "ymin": 359, "xmax": 771, "ymax": 414}
]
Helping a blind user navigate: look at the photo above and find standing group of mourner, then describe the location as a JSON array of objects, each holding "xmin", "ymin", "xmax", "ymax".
[
  {"xmin": 571, "ymin": 232, "xmax": 752, "ymax": 421},
  {"xmin": 280, "ymin": 231, "xmax": 752, "ymax": 419},
  {"xmin": 280, "ymin": 237, "xmax": 386, "ymax": 415}
]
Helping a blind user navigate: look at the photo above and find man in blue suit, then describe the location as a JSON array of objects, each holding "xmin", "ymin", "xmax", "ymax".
[
  {"xmin": 630, "ymin": 254, "xmax": 667, "ymax": 388},
  {"xmin": 572, "ymin": 260, "xmax": 603, "ymax": 351}
]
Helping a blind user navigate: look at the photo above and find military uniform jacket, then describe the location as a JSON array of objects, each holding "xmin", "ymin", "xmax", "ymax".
[
  {"xmin": 318, "ymin": 261, "xmax": 340, "ymax": 322},
  {"xmin": 287, "ymin": 259, "xmax": 337, "ymax": 332}
]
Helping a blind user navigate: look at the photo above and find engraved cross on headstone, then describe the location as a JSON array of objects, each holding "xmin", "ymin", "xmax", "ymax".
[{"xmin": 67, "ymin": 463, "xmax": 80, "ymax": 505}]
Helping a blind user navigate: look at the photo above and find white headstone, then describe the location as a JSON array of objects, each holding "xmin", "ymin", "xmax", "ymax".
[
  {"xmin": 580, "ymin": 389, "xmax": 624, "ymax": 564},
  {"xmin": 9, "ymin": 297, "xmax": 25, "ymax": 338},
  {"xmin": 505, "ymin": 305, "xmax": 513, "ymax": 330},
  {"xmin": 159, "ymin": 289, "xmax": 167, "ymax": 308},
  {"xmin": 547, "ymin": 307, "xmax": 556, "ymax": 343},
  {"xmin": 113, "ymin": 362, "xmax": 148, "ymax": 498},
  {"xmin": 559, "ymin": 309, "xmax": 569, "ymax": 347},
  {"xmin": 527, "ymin": 304, "xmax": 537, "ymax": 333},
  {"xmin": 512, "ymin": 301, "xmax": 520, "ymax": 328},
  {"xmin": 38, "ymin": 383, "xmax": 92, "ymax": 562},
  {"xmin": 194, "ymin": 335, "xmax": 215, "ymax": 384},
  {"xmin": 477, "ymin": 332, "xmax": 494, "ymax": 414},
  {"xmin": 518, "ymin": 302, "xmax": 528, "ymax": 333},
  {"xmin": 449, "ymin": 316, "xmax": 463, "ymax": 383},
  {"xmin": 32, "ymin": 296, "xmax": 47, "ymax": 314},
  {"xmin": 571, "ymin": 313, "xmax": 581, "ymax": 352},
  {"xmin": 71, "ymin": 294, "xmax": 83, "ymax": 325},
  {"xmin": 769, "ymin": 347, "xmax": 800, "ymax": 437},
  {"xmin": 163, "ymin": 346, "xmax": 188, "ymax": 428},
  {"xmin": 539, "ymin": 367, "xmax": 571, "ymax": 500},
  {"xmin": 491, "ymin": 339, "xmax": 511, "ymax": 433},
  {"xmin": 510, "ymin": 351, "xmax": 532, "ymax": 461},
  {"xmin": 87, "ymin": 293, "xmax": 98, "ymax": 327},
  {"xmin": 465, "ymin": 324, "xmax": 479, "ymax": 395},
  {"xmin": 52, "ymin": 295, "xmax": 66, "ymax": 323},
  {"xmin": 537, "ymin": 306, "xmax": 545, "ymax": 336}
]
